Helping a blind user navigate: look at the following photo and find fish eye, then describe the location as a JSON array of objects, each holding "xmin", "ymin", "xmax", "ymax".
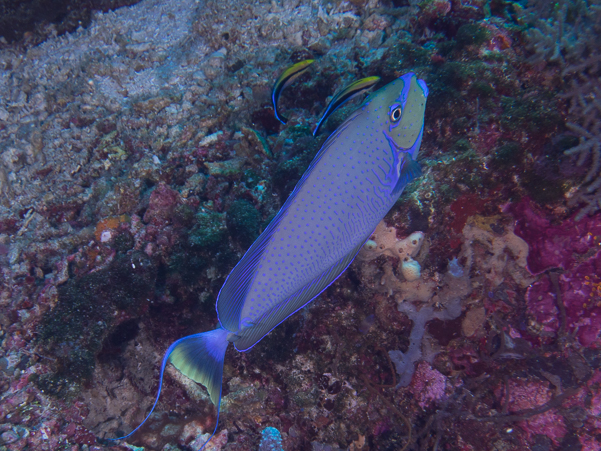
[{"xmin": 390, "ymin": 106, "xmax": 402, "ymax": 122}]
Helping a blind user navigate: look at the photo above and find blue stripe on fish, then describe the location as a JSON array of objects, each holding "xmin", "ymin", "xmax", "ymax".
[{"xmin": 112, "ymin": 72, "xmax": 428, "ymax": 451}]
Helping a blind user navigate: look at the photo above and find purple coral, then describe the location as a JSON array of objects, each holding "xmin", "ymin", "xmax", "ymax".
[
  {"xmin": 509, "ymin": 199, "xmax": 601, "ymax": 348},
  {"xmin": 496, "ymin": 379, "xmax": 567, "ymax": 446},
  {"xmin": 410, "ymin": 362, "xmax": 448, "ymax": 409},
  {"xmin": 508, "ymin": 199, "xmax": 601, "ymax": 275}
]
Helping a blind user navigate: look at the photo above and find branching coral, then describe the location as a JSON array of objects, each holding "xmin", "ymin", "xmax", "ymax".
[
  {"xmin": 562, "ymin": 61, "xmax": 601, "ymax": 218},
  {"xmin": 521, "ymin": 0, "xmax": 601, "ymax": 218},
  {"xmin": 520, "ymin": 0, "xmax": 591, "ymax": 66}
]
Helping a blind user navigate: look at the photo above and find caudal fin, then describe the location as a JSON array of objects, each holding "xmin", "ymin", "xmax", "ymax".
[
  {"xmin": 169, "ymin": 327, "xmax": 229, "ymax": 406},
  {"xmin": 109, "ymin": 327, "xmax": 229, "ymax": 451}
]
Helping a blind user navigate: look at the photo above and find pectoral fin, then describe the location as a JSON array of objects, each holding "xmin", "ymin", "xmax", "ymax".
[{"xmin": 398, "ymin": 152, "xmax": 422, "ymax": 186}]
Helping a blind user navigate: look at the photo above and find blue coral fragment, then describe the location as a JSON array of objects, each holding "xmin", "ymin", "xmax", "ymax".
[
  {"xmin": 447, "ymin": 257, "xmax": 465, "ymax": 278},
  {"xmin": 259, "ymin": 427, "xmax": 284, "ymax": 451}
]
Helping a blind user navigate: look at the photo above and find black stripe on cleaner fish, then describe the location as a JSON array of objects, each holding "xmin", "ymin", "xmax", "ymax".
[{"xmin": 271, "ymin": 59, "xmax": 315, "ymax": 125}]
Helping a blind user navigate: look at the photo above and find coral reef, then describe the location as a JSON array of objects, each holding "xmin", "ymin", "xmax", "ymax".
[
  {"xmin": 0, "ymin": 0, "xmax": 600, "ymax": 449},
  {"xmin": 389, "ymin": 297, "xmax": 462, "ymax": 387},
  {"xmin": 258, "ymin": 427, "xmax": 284, "ymax": 451},
  {"xmin": 519, "ymin": 0, "xmax": 601, "ymax": 218}
]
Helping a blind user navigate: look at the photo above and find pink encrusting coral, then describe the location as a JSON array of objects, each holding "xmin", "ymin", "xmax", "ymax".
[
  {"xmin": 509, "ymin": 199, "xmax": 601, "ymax": 348},
  {"xmin": 496, "ymin": 378, "xmax": 552, "ymax": 412},
  {"xmin": 508, "ymin": 199, "xmax": 601, "ymax": 275},
  {"xmin": 520, "ymin": 411, "xmax": 568, "ymax": 447},
  {"xmin": 495, "ymin": 379, "xmax": 567, "ymax": 446},
  {"xmin": 410, "ymin": 362, "xmax": 448, "ymax": 409},
  {"xmin": 560, "ymin": 369, "xmax": 601, "ymax": 449}
]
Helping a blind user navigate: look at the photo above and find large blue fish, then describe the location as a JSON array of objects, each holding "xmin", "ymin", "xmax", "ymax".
[{"xmin": 115, "ymin": 72, "xmax": 428, "ymax": 449}]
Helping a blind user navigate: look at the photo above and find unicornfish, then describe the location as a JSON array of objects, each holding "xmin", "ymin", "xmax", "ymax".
[
  {"xmin": 113, "ymin": 72, "xmax": 429, "ymax": 450},
  {"xmin": 271, "ymin": 59, "xmax": 315, "ymax": 124},
  {"xmin": 313, "ymin": 76, "xmax": 380, "ymax": 136}
]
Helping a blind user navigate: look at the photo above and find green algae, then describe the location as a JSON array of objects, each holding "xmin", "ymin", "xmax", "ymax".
[
  {"xmin": 35, "ymin": 373, "xmax": 73, "ymax": 398},
  {"xmin": 450, "ymin": 138, "xmax": 473, "ymax": 154},
  {"xmin": 520, "ymin": 134, "xmax": 580, "ymax": 204},
  {"xmin": 38, "ymin": 252, "xmax": 156, "ymax": 387},
  {"xmin": 112, "ymin": 230, "xmax": 135, "ymax": 253},
  {"xmin": 522, "ymin": 170, "xmax": 567, "ymax": 204},
  {"xmin": 438, "ymin": 183, "xmax": 457, "ymax": 203},
  {"xmin": 243, "ymin": 169, "xmax": 261, "ymax": 189},
  {"xmin": 168, "ymin": 251, "xmax": 207, "ymax": 285},
  {"xmin": 204, "ymin": 159, "xmax": 245, "ymax": 176},
  {"xmin": 285, "ymin": 124, "xmax": 313, "ymax": 141},
  {"xmin": 428, "ymin": 61, "xmax": 488, "ymax": 112},
  {"xmin": 273, "ymin": 152, "xmax": 313, "ymax": 197},
  {"xmin": 227, "ymin": 199, "xmax": 261, "ymax": 249},
  {"xmin": 395, "ymin": 41, "xmax": 432, "ymax": 68},
  {"xmin": 492, "ymin": 141, "xmax": 522, "ymax": 167},
  {"xmin": 455, "ymin": 23, "xmax": 491, "ymax": 49},
  {"xmin": 184, "ymin": 208, "xmax": 245, "ymax": 277},
  {"xmin": 273, "ymin": 131, "xmax": 320, "ymax": 199},
  {"xmin": 173, "ymin": 203, "xmax": 196, "ymax": 227},
  {"xmin": 188, "ymin": 210, "xmax": 228, "ymax": 251},
  {"xmin": 500, "ymin": 95, "xmax": 562, "ymax": 133},
  {"xmin": 470, "ymin": 80, "xmax": 496, "ymax": 98}
]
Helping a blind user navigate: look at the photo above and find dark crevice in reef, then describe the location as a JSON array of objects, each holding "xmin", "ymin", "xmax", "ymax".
[{"xmin": 0, "ymin": 0, "xmax": 142, "ymax": 44}]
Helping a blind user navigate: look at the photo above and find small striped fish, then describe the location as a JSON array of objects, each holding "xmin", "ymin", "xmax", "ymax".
[
  {"xmin": 272, "ymin": 59, "xmax": 315, "ymax": 125},
  {"xmin": 115, "ymin": 72, "xmax": 428, "ymax": 450},
  {"xmin": 313, "ymin": 76, "xmax": 381, "ymax": 136}
]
